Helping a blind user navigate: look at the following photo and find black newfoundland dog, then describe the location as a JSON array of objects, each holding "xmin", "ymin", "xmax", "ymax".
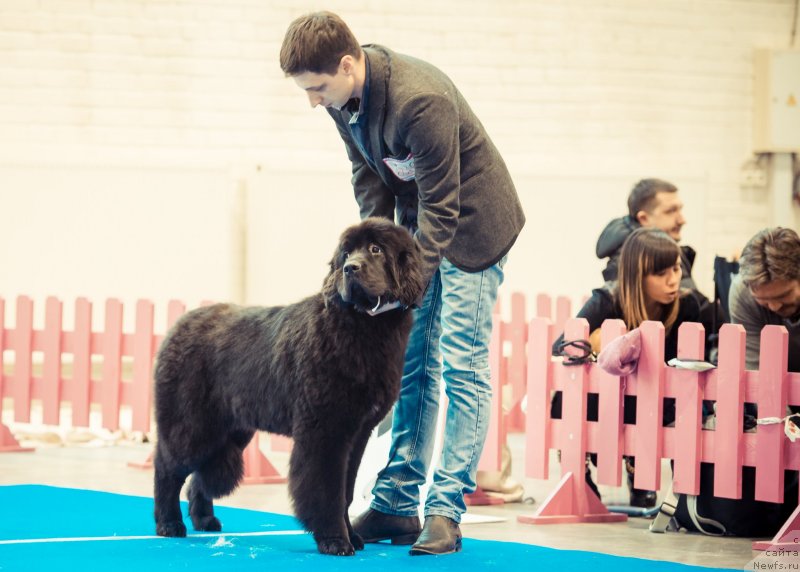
[{"xmin": 153, "ymin": 217, "xmax": 424, "ymax": 556}]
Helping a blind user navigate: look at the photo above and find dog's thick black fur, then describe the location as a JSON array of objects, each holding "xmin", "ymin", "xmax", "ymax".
[{"xmin": 153, "ymin": 218, "xmax": 424, "ymax": 556}]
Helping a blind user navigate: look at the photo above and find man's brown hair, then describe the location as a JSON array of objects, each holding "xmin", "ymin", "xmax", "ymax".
[
  {"xmin": 627, "ymin": 178, "xmax": 678, "ymax": 219},
  {"xmin": 280, "ymin": 11, "xmax": 362, "ymax": 76},
  {"xmin": 739, "ymin": 227, "xmax": 800, "ymax": 289}
]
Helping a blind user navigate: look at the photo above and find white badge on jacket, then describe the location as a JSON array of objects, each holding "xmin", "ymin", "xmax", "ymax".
[{"xmin": 382, "ymin": 153, "xmax": 416, "ymax": 181}]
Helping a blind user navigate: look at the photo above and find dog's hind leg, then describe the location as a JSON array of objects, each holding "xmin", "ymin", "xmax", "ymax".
[
  {"xmin": 187, "ymin": 430, "xmax": 251, "ymax": 532},
  {"xmin": 154, "ymin": 448, "xmax": 190, "ymax": 537},
  {"xmin": 186, "ymin": 474, "xmax": 222, "ymax": 532}
]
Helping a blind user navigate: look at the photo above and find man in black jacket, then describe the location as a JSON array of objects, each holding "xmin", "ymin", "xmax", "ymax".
[
  {"xmin": 596, "ymin": 178, "xmax": 719, "ymax": 348},
  {"xmin": 597, "ymin": 178, "xmax": 697, "ymax": 287}
]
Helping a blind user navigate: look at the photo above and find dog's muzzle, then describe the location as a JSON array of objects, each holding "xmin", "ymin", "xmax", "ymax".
[{"xmin": 341, "ymin": 276, "xmax": 380, "ymax": 308}]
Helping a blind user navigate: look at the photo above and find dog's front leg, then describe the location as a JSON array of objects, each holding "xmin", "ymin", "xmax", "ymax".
[
  {"xmin": 289, "ymin": 431, "xmax": 354, "ymax": 556},
  {"xmin": 344, "ymin": 425, "xmax": 374, "ymax": 551}
]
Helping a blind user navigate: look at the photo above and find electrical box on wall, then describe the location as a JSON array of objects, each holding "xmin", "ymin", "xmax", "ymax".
[{"xmin": 754, "ymin": 49, "xmax": 800, "ymax": 153}]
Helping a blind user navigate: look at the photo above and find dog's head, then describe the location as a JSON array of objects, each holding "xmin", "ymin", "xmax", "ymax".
[{"xmin": 323, "ymin": 217, "xmax": 425, "ymax": 313}]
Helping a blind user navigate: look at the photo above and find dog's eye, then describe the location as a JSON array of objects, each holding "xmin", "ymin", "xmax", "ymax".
[
  {"xmin": 370, "ymin": 245, "xmax": 382, "ymax": 255},
  {"xmin": 342, "ymin": 251, "xmax": 350, "ymax": 258}
]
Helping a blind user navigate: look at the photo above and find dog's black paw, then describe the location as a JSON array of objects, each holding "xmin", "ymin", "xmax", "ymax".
[
  {"xmin": 192, "ymin": 516, "xmax": 222, "ymax": 532},
  {"xmin": 350, "ymin": 531, "xmax": 365, "ymax": 551},
  {"xmin": 316, "ymin": 537, "xmax": 355, "ymax": 556},
  {"xmin": 156, "ymin": 520, "xmax": 187, "ymax": 537}
]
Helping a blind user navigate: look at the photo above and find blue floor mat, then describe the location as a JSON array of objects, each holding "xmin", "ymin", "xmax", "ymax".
[
  {"xmin": 0, "ymin": 485, "xmax": 735, "ymax": 571},
  {"xmin": 0, "ymin": 484, "xmax": 301, "ymax": 541}
]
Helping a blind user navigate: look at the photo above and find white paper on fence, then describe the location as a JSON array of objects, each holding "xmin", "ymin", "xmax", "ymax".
[
  {"xmin": 666, "ymin": 358, "xmax": 717, "ymax": 372},
  {"xmin": 349, "ymin": 383, "xmax": 503, "ymax": 524}
]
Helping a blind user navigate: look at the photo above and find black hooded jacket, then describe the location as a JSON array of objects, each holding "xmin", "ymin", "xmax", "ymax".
[{"xmin": 596, "ymin": 215, "xmax": 697, "ymax": 289}]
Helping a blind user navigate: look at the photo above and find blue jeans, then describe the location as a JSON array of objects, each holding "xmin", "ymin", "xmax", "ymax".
[{"xmin": 369, "ymin": 256, "xmax": 506, "ymax": 523}]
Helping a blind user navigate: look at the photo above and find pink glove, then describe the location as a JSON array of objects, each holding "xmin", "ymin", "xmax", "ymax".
[{"xmin": 597, "ymin": 328, "xmax": 641, "ymax": 376}]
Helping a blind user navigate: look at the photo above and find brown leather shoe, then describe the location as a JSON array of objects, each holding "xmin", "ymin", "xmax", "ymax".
[
  {"xmin": 351, "ymin": 508, "xmax": 421, "ymax": 545},
  {"xmin": 409, "ymin": 515, "xmax": 462, "ymax": 555}
]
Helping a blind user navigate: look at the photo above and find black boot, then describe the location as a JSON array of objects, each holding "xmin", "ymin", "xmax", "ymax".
[
  {"xmin": 351, "ymin": 508, "xmax": 421, "ymax": 545},
  {"xmin": 410, "ymin": 515, "xmax": 462, "ymax": 556}
]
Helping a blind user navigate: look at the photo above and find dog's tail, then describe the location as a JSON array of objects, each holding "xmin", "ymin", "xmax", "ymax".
[{"xmin": 190, "ymin": 436, "xmax": 249, "ymax": 499}]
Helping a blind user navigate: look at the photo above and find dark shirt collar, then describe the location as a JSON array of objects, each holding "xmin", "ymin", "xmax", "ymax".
[
  {"xmin": 347, "ymin": 52, "xmax": 371, "ymax": 123},
  {"xmin": 344, "ymin": 98, "xmax": 360, "ymax": 114}
]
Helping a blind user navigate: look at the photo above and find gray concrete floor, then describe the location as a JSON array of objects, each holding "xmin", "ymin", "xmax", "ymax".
[{"xmin": 0, "ymin": 430, "xmax": 760, "ymax": 569}]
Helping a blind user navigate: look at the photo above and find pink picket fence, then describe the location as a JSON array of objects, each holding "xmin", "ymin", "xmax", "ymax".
[
  {"xmin": 479, "ymin": 292, "xmax": 572, "ymax": 473},
  {"xmin": 468, "ymin": 293, "xmax": 572, "ymax": 505},
  {"xmin": 6, "ymin": 292, "xmax": 798, "ymax": 548},
  {"xmin": 482, "ymin": 298, "xmax": 799, "ymax": 550},
  {"xmin": 0, "ymin": 295, "xmax": 287, "ymax": 484},
  {"xmin": 500, "ymin": 293, "xmax": 573, "ymax": 434}
]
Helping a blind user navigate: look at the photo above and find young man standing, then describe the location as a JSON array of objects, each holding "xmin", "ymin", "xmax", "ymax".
[
  {"xmin": 729, "ymin": 227, "xmax": 800, "ymax": 373},
  {"xmin": 280, "ymin": 12, "xmax": 525, "ymax": 556}
]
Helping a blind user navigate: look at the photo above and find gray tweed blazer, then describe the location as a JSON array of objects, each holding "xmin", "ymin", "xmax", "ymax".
[{"xmin": 327, "ymin": 44, "xmax": 525, "ymax": 285}]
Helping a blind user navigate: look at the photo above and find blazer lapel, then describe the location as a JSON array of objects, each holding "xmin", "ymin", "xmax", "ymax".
[{"xmin": 363, "ymin": 46, "xmax": 391, "ymax": 183}]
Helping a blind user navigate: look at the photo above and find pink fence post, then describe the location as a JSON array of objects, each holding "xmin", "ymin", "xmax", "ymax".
[
  {"xmin": 752, "ymin": 330, "xmax": 798, "ymax": 552},
  {"xmin": 242, "ymin": 433, "xmax": 288, "ymax": 484},
  {"xmin": 524, "ymin": 317, "xmax": 551, "ymax": 480},
  {"xmin": 166, "ymin": 300, "xmax": 186, "ymax": 329},
  {"xmin": 631, "ymin": 320, "xmax": 665, "ymax": 492},
  {"xmin": 535, "ymin": 294, "xmax": 551, "ymax": 319},
  {"xmin": 129, "ymin": 299, "xmax": 186, "ymax": 471},
  {"xmin": 101, "ymin": 299, "xmax": 123, "ymax": 431},
  {"xmin": 554, "ymin": 297, "xmax": 571, "ymax": 336},
  {"xmin": 670, "ymin": 322, "xmax": 705, "ymax": 495},
  {"xmin": 594, "ymin": 319, "xmax": 627, "ymax": 487},
  {"xmin": 13, "ymin": 296, "xmax": 33, "ymax": 423},
  {"xmin": 535, "ymin": 293, "xmax": 557, "ymax": 357},
  {"xmin": 131, "ymin": 300, "xmax": 154, "ymax": 433},
  {"xmin": 552, "ymin": 296, "xmax": 572, "ymax": 352},
  {"xmin": 507, "ymin": 292, "xmax": 527, "ymax": 432},
  {"xmin": 71, "ymin": 298, "xmax": 92, "ymax": 428},
  {"xmin": 519, "ymin": 317, "xmax": 626, "ymax": 525},
  {"xmin": 41, "ymin": 297, "xmax": 63, "ymax": 426},
  {"xmin": 560, "ymin": 318, "xmax": 591, "ymax": 504},
  {"xmin": 0, "ymin": 297, "xmax": 33, "ymax": 453},
  {"xmin": 715, "ymin": 323, "xmax": 746, "ymax": 499},
  {"xmin": 755, "ymin": 325, "xmax": 788, "ymax": 503}
]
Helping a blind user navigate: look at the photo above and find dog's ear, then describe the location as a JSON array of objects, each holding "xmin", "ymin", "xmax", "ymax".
[
  {"xmin": 393, "ymin": 244, "xmax": 426, "ymax": 307},
  {"xmin": 321, "ymin": 267, "xmax": 338, "ymax": 307},
  {"xmin": 322, "ymin": 247, "xmax": 345, "ymax": 307}
]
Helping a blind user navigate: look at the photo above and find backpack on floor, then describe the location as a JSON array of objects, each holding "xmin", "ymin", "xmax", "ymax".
[{"xmin": 668, "ymin": 463, "xmax": 798, "ymax": 537}]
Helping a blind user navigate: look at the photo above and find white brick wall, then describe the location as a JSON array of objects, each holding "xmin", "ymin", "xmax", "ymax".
[{"xmin": 0, "ymin": 0, "xmax": 796, "ymax": 312}]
